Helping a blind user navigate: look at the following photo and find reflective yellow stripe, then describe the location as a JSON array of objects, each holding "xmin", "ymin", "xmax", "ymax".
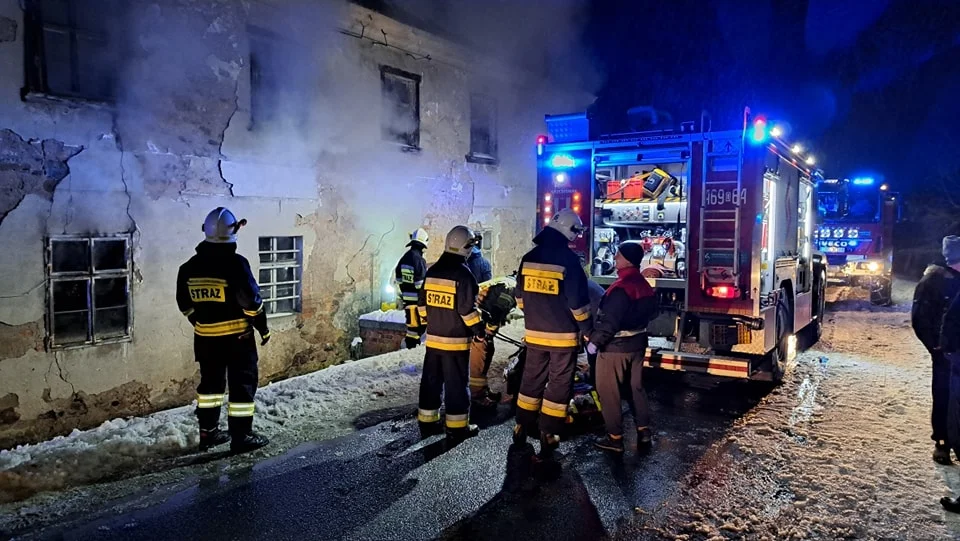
[
  {"xmin": 524, "ymin": 262, "xmax": 566, "ymax": 275},
  {"xmin": 182, "ymin": 308, "xmax": 195, "ymax": 317},
  {"xmin": 461, "ymin": 311, "xmax": 482, "ymax": 327},
  {"xmin": 406, "ymin": 332, "xmax": 421, "ymax": 339},
  {"xmin": 485, "ymin": 323, "xmax": 499, "ymax": 333},
  {"xmin": 469, "ymin": 377, "xmax": 487, "ymax": 387},
  {"xmin": 445, "ymin": 413, "xmax": 469, "ymax": 429},
  {"xmin": 425, "ymin": 340, "xmax": 471, "ymax": 352},
  {"xmin": 196, "ymin": 393, "xmax": 225, "ymax": 408},
  {"xmin": 522, "ymin": 268, "xmax": 565, "ymax": 280},
  {"xmin": 243, "ymin": 309, "xmax": 260, "ymax": 317},
  {"xmin": 524, "ymin": 329, "xmax": 579, "ymax": 348},
  {"xmin": 227, "ymin": 402, "xmax": 255, "ymax": 417},
  {"xmin": 187, "ymin": 278, "xmax": 228, "ymax": 286},
  {"xmin": 417, "ymin": 306, "xmax": 428, "ymax": 318},
  {"xmin": 517, "ymin": 393, "xmax": 542, "ymax": 412},
  {"xmin": 194, "ymin": 319, "xmax": 251, "ymax": 337},
  {"xmin": 571, "ymin": 305, "xmax": 590, "ymax": 322},
  {"xmin": 541, "ymin": 399, "xmax": 568, "ymax": 418},
  {"xmin": 425, "ymin": 278, "xmax": 457, "ymax": 294},
  {"xmin": 418, "ymin": 409, "xmax": 440, "ymax": 423}
]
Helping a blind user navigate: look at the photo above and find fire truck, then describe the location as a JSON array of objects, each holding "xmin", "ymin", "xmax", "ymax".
[
  {"xmin": 535, "ymin": 109, "xmax": 826, "ymax": 382},
  {"xmin": 815, "ymin": 177, "xmax": 900, "ymax": 305}
]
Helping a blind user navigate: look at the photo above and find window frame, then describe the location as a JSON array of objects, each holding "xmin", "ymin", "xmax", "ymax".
[
  {"xmin": 22, "ymin": 0, "xmax": 117, "ymax": 104},
  {"xmin": 45, "ymin": 234, "xmax": 133, "ymax": 349},
  {"xmin": 466, "ymin": 92, "xmax": 498, "ymax": 165},
  {"xmin": 257, "ymin": 236, "xmax": 304, "ymax": 318},
  {"xmin": 379, "ymin": 65, "xmax": 422, "ymax": 150}
]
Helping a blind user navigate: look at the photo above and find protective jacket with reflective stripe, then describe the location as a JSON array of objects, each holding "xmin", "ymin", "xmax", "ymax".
[
  {"xmin": 515, "ymin": 227, "xmax": 592, "ymax": 349},
  {"xmin": 176, "ymin": 242, "xmax": 268, "ymax": 338},
  {"xmin": 395, "ymin": 246, "xmax": 427, "ymax": 304},
  {"xmin": 418, "ymin": 252, "xmax": 483, "ymax": 351}
]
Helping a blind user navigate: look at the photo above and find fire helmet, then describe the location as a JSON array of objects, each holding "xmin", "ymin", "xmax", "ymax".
[
  {"xmin": 202, "ymin": 207, "xmax": 246, "ymax": 243},
  {"xmin": 444, "ymin": 225, "xmax": 476, "ymax": 256},
  {"xmin": 408, "ymin": 228, "xmax": 429, "ymax": 248},
  {"xmin": 548, "ymin": 208, "xmax": 584, "ymax": 242}
]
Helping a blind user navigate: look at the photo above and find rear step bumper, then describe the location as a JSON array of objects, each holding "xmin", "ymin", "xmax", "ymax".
[{"xmin": 643, "ymin": 348, "xmax": 768, "ymax": 380}]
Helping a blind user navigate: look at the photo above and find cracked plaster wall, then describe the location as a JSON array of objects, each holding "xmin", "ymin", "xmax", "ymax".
[{"xmin": 0, "ymin": 0, "xmax": 590, "ymax": 448}]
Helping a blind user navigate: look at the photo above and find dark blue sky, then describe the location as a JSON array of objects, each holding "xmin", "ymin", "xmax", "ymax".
[{"xmin": 584, "ymin": 0, "xmax": 960, "ymax": 192}]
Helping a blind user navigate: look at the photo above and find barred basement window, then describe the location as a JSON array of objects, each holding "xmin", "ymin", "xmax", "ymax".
[
  {"xmin": 46, "ymin": 235, "xmax": 132, "ymax": 348},
  {"xmin": 258, "ymin": 236, "xmax": 303, "ymax": 316}
]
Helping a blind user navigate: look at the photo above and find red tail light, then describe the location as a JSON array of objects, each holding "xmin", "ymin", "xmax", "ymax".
[{"xmin": 705, "ymin": 285, "xmax": 739, "ymax": 299}]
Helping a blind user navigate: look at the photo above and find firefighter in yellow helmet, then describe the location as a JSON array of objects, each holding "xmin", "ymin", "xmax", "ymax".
[
  {"xmin": 417, "ymin": 225, "xmax": 485, "ymax": 442},
  {"xmin": 176, "ymin": 207, "xmax": 270, "ymax": 453},
  {"xmin": 395, "ymin": 228, "xmax": 429, "ymax": 348},
  {"xmin": 513, "ymin": 208, "xmax": 593, "ymax": 462}
]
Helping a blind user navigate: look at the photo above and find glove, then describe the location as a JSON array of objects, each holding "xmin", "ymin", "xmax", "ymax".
[
  {"xmin": 586, "ymin": 342, "xmax": 598, "ymax": 356},
  {"xmin": 259, "ymin": 331, "xmax": 271, "ymax": 346}
]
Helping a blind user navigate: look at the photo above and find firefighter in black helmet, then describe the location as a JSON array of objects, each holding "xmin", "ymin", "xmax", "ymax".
[
  {"xmin": 176, "ymin": 207, "xmax": 270, "ymax": 453},
  {"xmin": 417, "ymin": 225, "xmax": 485, "ymax": 442},
  {"xmin": 395, "ymin": 228, "xmax": 429, "ymax": 348},
  {"xmin": 513, "ymin": 208, "xmax": 593, "ymax": 462}
]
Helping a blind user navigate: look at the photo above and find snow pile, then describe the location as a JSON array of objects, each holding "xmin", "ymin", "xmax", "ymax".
[
  {"xmin": 358, "ymin": 309, "xmax": 406, "ymax": 325},
  {"xmin": 0, "ymin": 322, "xmax": 524, "ymax": 504},
  {"xmin": 649, "ymin": 289, "xmax": 956, "ymax": 539}
]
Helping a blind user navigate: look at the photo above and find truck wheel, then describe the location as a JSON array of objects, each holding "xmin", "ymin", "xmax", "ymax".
[
  {"xmin": 768, "ymin": 295, "xmax": 791, "ymax": 383},
  {"xmin": 803, "ymin": 269, "xmax": 826, "ymax": 345}
]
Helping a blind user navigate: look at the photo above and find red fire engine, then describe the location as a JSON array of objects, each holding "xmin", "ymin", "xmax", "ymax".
[{"xmin": 535, "ymin": 109, "xmax": 826, "ymax": 382}]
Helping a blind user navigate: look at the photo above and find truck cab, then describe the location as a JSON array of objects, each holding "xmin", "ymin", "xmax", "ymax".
[{"xmin": 536, "ymin": 109, "xmax": 826, "ymax": 382}]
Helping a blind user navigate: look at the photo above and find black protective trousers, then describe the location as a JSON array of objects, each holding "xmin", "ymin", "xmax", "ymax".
[
  {"xmin": 595, "ymin": 349, "xmax": 650, "ymax": 437},
  {"xmin": 418, "ymin": 348, "xmax": 471, "ymax": 430},
  {"xmin": 194, "ymin": 333, "xmax": 259, "ymax": 437},
  {"xmin": 515, "ymin": 346, "xmax": 577, "ymax": 436},
  {"xmin": 403, "ymin": 301, "xmax": 426, "ymax": 349},
  {"xmin": 933, "ymin": 350, "xmax": 950, "ymax": 443}
]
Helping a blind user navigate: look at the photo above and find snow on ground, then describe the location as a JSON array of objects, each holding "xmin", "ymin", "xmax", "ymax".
[
  {"xmin": 639, "ymin": 279, "xmax": 960, "ymax": 540},
  {"xmin": 0, "ymin": 322, "xmax": 525, "ymax": 509}
]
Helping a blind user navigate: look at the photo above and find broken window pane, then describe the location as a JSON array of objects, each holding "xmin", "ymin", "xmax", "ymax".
[
  {"xmin": 95, "ymin": 307, "xmax": 128, "ymax": 339},
  {"xmin": 94, "ymin": 277, "xmax": 127, "ymax": 309},
  {"xmin": 93, "ymin": 239, "xmax": 126, "ymax": 271},
  {"xmin": 276, "ymin": 266, "xmax": 296, "ymax": 283},
  {"xmin": 381, "ymin": 67, "xmax": 420, "ymax": 147},
  {"xmin": 52, "ymin": 240, "xmax": 90, "ymax": 273},
  {"xmin": 469, "ymin": 94, "xmax": 497, "ymax": 160},
  {"xmin": 54, "ymin": 312, "xmax": 89, "ymax": 344},
  {"xmin": 53, "ymin": 279, "xmax": 88, "ymax": 312}
]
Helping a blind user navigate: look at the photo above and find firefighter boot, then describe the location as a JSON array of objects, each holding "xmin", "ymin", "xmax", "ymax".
[
  {"xmin": 512, "ymin": 424, "xmax": 528, "ymax": 445},
  {"xmin": 231, "ymin": 432, "xmax": 269, "ymax": 453},
  {"xmin": 637, "ymin": 427, "xmax": 653, "ymax": 452},
  {"xmin": 934, "ymin": 440, "xmax": 952, "ymax": 465},
  {"xmin": 942, "ymin": 496, "xmax": 960, "ymax": 514},
  {"xmin": 537, "ymin": 432, "xmax": 561, "ymax": 462},
  {"xmin": 594, "ymin": 433, "xmax": 624, "ymax": 453},
  {"xmin": 199, "ymin": 428, "xmax": 230, "ymax": 451},
  {"xmin": 419, "ymin": 421, "xmax": 444, "ymax": 439},
  {"xmin": 447, "ymin": 424, "xmax": 480, "ymax": 446}
]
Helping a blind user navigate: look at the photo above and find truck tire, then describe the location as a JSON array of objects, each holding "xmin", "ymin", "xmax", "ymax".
[
  {"xmin": 803, "ymin": 269, "xmax": 826, "ymax": 345},
  {"xmin": 768, "ymin": 295, "xmax": 791, "ymax": 383}
]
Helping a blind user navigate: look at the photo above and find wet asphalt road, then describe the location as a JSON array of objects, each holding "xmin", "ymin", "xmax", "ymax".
[{"xmin": 26, "ymin": 373, "xmax": 772, "ymax": 541}]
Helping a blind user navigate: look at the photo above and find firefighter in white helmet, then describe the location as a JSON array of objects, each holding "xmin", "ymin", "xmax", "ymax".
[
  {"xmin": 416, "ymin": 225, "xmax": 485, "ymax": 442},
  {"xmin": 176, "ymin": 207, "xmax": 270, "ymax": 453},
  {"xmin": 513, "ymin": 208, "xmax": 593, "ymax": 463},
  {"xmin": 395, "ymin": 228, "xmax": 429, "ymax": 348}
]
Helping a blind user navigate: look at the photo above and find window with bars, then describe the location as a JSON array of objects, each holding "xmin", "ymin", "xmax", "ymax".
[
  {"xmin": 22, "ymin": 0, "xmax": 124, "ymax": 102},
  {"xmin": 258, "ymin": 236, "xmax": 303, "ymax": 316},
  {"xmin": 46, "ymin": 235, "xmax": 132, "ymax": 348}
]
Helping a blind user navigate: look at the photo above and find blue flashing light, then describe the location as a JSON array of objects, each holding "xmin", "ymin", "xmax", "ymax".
[
  {"xmin": 748, "ymin": 118, "xmax": 768, "ymax": 145},
  {"xmin": 852, "ymin": 177, "xmax": 874, "ymax": 186},
  {"xmin": 548, "ymin": 153, "xmax": 577, "ymax": 169}
]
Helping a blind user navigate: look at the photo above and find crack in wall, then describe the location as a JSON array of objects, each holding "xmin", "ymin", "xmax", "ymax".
[
  {"xmin": 217, "ymin": 78, "xmax": 241, "ymax": 197},
  {"xmin": 0, "ymin": 129, "xmax": 83, "ymax": 231}
]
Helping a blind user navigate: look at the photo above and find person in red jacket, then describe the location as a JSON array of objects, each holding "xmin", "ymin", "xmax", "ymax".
[{"xmin": 587, "ymin": 241, "xmax": 657, "ymax": 453}]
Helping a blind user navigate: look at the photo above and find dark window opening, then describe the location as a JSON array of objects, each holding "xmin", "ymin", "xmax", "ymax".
[
  {"xmin": 23, "ymin": 0, "xmax": 123, "ymax": 102},
  {"xmin": 467, "ymin": 93, "xmax": 498, "ymax": 164},
  {"xmin": 248, "ymin": 26, "xmax": 312, "ymax": 131},
  {"xmin": 380, "ymin": 66, "xmax": 421, "ymax": 148},
  {"xmin": 47, "ymin": 235, "xmax": 131, "ymax": 347}
]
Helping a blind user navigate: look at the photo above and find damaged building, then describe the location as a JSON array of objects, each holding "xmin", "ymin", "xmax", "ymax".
[{"xmin": 0, "ymin": 0, "xmax": 590, "ymax": 448}]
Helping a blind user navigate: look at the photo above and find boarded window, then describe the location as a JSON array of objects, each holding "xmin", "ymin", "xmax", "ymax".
[
  {"xmin": 23, "ymin": 0, "xmax": 123, "ymax": 101},
  {"xmin": 47, "ymin": 236, "xmax": 131, "ymax": 347},
  {"xmin": 258, "ymin": 236, "xmax": 303, "ymax": 316},
  {"xmin": 380, "ymin": 66, "xmax": 421, "ymax": 148},
  {"xmin": 467, "ymin": 93, "xmax": 498, "ymax": 163}
]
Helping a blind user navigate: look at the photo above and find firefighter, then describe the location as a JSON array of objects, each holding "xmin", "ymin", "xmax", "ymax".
[
  {"xmin": 912, "ymin": 235, "xmax": 960, "ymax": 465},
  {"xmin": 396, "ymin": 228, "xmax": 429, "ymax": 348},
  {"xmin": 587, "ymin": 242, "xmax": 657, "ymax": 453},
  {"xmin": 467, "ymin": 233, "xmax": 493, "ymax": 283},
  {"xmin": 417, "ymin": 225, "xmax": 485, "ymax": 441},
  {"xmin": 176, "ymin": 207, "xmax": 270, "ymax": 453},
  {"xmin": 937, "ymin": 236, "xmax": 960, "ymax": 513},
  {"xmin": 469, "ymin": 277, "xmax": 515, "ymax": 408},
  {"xmin": 513, "ymin": 208, "xmax": 593, "ymax": 461}
]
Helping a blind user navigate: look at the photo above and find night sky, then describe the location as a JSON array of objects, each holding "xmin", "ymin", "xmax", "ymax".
[{"xmin": 585, "ymin": 0, "xmax": 960, "ymax": 194}]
